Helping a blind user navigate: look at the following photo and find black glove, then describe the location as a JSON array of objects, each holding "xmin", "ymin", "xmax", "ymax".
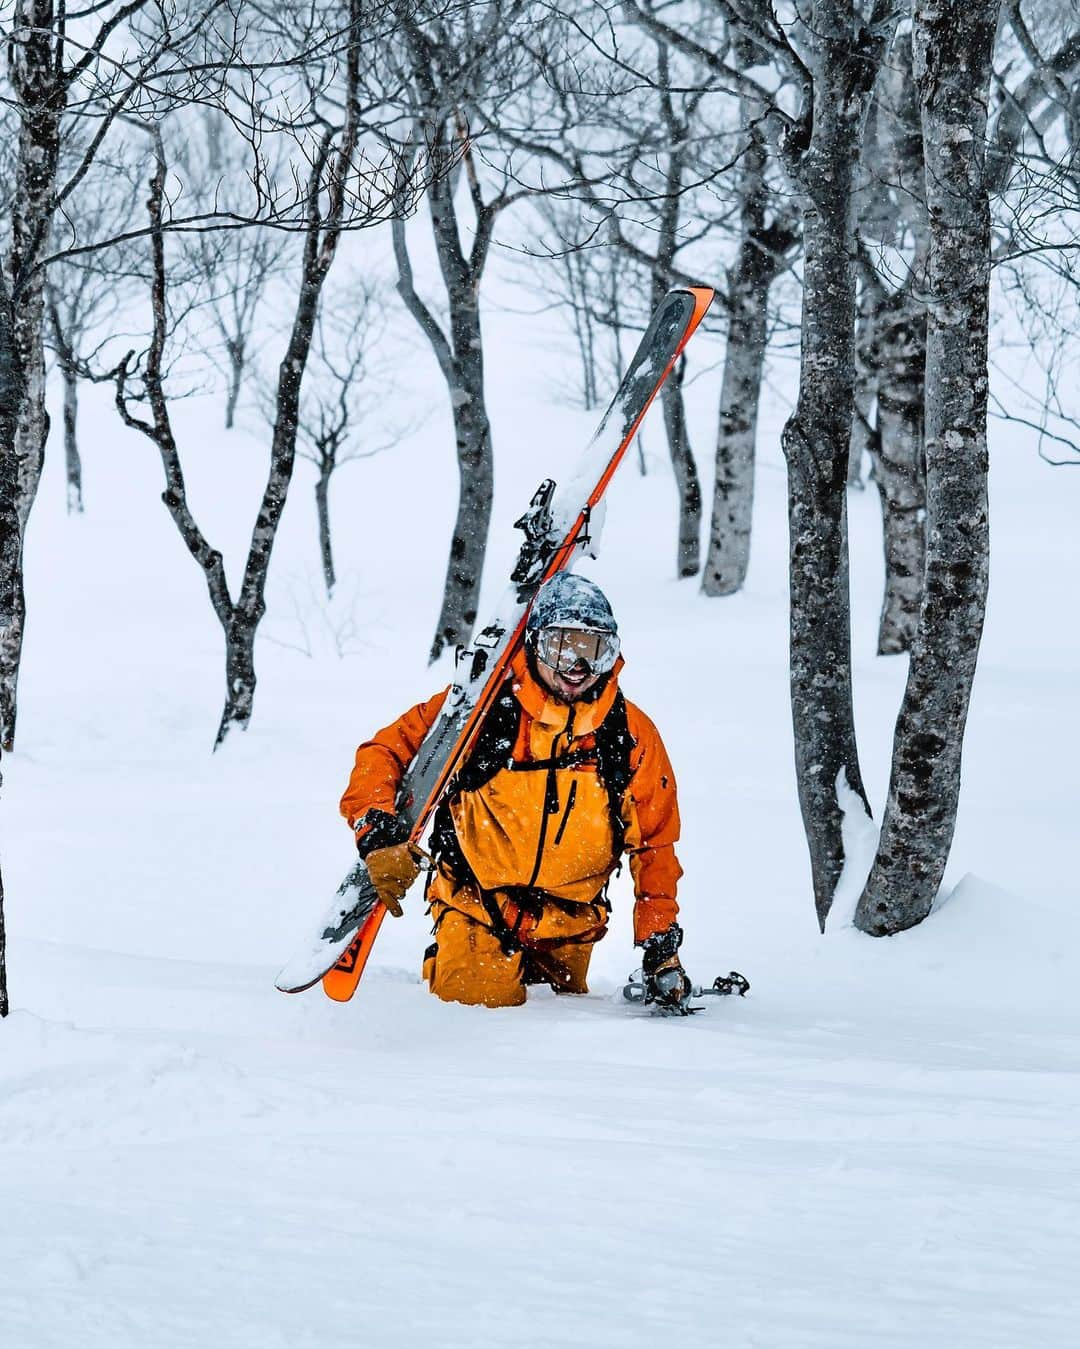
[
  {"xmin": 640, "ymin": 923, "xmax": 691, "ymax": 1011},
  {"xmin": 353, "ymin": 808, "xmax": 410, "ymax": 858}
]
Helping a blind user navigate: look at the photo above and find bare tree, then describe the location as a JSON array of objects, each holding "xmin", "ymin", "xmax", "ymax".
[
  {"xmin": 291, "ymin": 280, "xmax": 409, "ymax": 596},
  {"xmin": 702, "ymin": 60, "xmax": 799, "ymax": 596},
  {"xmin": 633, "ymin": 0, "xmax": 895, "ymax": 926},
  {"xmin": 45, "ymin": 232, "xmax": 137, "ymax": 512},
  {"xmin": 381, "ymin": 1, "xmax": 558, "ymax": 661},
  {"xmin": 176, "ymin": 110, "xmax": 289, "ymax": 430},
  {"xmin": 775, "ymin": 2, "xmax": 899, "ymax": 929},
  {"xmin": 0, "ymin": 0, "xmax": 253, "ymax": 749},
  {"xmin": 174, "ymin": 110, "xmax": 273, "ymax": 428},
  {"xmin": 199, "ymin": 228, "xmax": 285, "ymax": 431},
  {"xmin": 855, "ymin": 9, "xmax": 1079, "ymax": 651},
  {"xmin": 113, "ymin": 2, "xmax": 412, "ymax": 745},
  {"xmin": 854, "ymin": 0, "xmax": 1001, "ymax": 936},
  {"xmin": 522, "ymin": 3, "xmax": 739, "ymax": 578}
]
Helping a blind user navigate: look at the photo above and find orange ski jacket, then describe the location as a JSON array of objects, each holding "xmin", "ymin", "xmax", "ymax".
[{"xmin": 340, "ymin": 650, "xmax": 682, "ymax": 943}]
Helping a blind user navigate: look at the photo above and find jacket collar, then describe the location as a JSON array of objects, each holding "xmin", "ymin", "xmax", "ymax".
[{"xmin": 508, "ymin": 647, "xmax": 624, "ymax": 738}]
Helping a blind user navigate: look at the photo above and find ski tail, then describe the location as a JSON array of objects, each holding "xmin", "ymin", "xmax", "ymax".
[{"xmin": 321, "ymin": 905, "xmax": 386, "ymax": 1001}]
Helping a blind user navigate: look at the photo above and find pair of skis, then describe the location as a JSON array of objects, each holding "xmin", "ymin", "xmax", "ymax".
[{"xmin": 275, "ymin": 286, "xmax": 715, "ymax": 1002}]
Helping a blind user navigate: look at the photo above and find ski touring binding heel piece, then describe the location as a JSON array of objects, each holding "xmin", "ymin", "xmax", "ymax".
[{"xmin": 622, "ymin": 969, "xmax": 750, "ymax": 1016}]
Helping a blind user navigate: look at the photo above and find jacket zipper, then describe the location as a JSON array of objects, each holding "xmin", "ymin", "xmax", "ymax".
[
  {"xmin": 553, "ymin": 779, "xmax": 578, "ymax": 848},
  {"xmin": 526, "ymin": 709, "xmax": 574, "ymax": 889}
]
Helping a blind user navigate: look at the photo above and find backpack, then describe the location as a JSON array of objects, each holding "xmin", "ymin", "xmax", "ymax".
[{"xmin": 429, "ymin": 679, "xmax": 636, "ymax": 878}]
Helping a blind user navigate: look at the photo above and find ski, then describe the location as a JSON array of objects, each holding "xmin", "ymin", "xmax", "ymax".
[{"xmin": 275, "ymin": 285, "xmax": 715, "ymax": 1000}]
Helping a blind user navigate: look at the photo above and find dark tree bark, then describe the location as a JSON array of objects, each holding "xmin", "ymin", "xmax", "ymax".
[
  {"xmin": 315, "ymin": 465, "xmax": 336, "ymax": 596},
  {"xmin": 649, "ymin": 49, "xmax": 703, "ymax": 579},
  {"xmin": 779, "ymin": 0, "xmax": 895, "ymax": 929},
  {"xmin": 855, "ymin": 0, "xmax": 999, "ymax": 936},
  {"xmin": 660, "ymin": 356, "xmax": 702, "ymax": 577},
  {"xmin": 865, "ymin": 288, "xmax": 927, "ymax": 655},
  {"xmin": 623, "ymin": 0, "xmax": 895, "ymax": 925},
  {"xmin": 0, "ymin": 280, "xmax": 19, "ymax": 1017},
  {"xmin": 224, "ymin": 337, "xmax": 245, "ymax": 431},
  {"xmin": 856, "ymin": 29, "xmax": 933, "ymax": 653},
  {"xmin": 702, "ymin": 122, "xmax": 796, "ymax": 597},
  {"xmin": 391, "ymin": 125, "xmax": 499, "ymax": 663},
  {"xmin": 47, "ymin": 293, "xmax": 85, "ymax": 513},
  {"xmin": 116, "ymin": 3, "xmax": 362, "ymax": 745},
  {"xmin": 849, "ymin": 284, "xmax": 876, "ymax": 490}
]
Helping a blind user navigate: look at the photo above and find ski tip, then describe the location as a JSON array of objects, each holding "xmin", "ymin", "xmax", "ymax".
[{"xmin": 681, "ymin": 285, "xmax": 716, "ymax": 330}]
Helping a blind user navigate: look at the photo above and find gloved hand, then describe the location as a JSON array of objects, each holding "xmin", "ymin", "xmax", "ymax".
[
  {"xmin": 354, "ymin": 808, "xmax": 410, "ymax": 857},
  {"xmin": 364, "ymin": 842, "xmax": 423, "ymax": 917},
  {"xmin": 640, "ymin": 923, "xmax": 691, "ymax": 1010}
]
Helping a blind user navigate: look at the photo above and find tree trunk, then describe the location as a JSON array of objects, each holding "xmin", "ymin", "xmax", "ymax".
[
  {"xmin": 0, "ymin": 0, "xmax": 63, "ymax": 749},
  {"xmin": 61, "ymin": 357, "xmax": 83, "ymax": 514},
  {"xmin": 702, "ymin": 124, "xmax": 781, "ymax": 597},
  {"xmin": 849, "ymin": 288, "xmax": 877, "ymax": 489},
  {"xmin": 565, "ymin": 251, "xmax": 597, "ymax": 409},
  {"xmin": 702, "ymin": 284, "xmax": 770, "ymax": 596},
  {"xmin": 396, "ymin": 139, "xmax": 497, "ymax": 665},
  {"xmin": 868, "ymin": 294, "xmax": 927, "ymax": 655},
  {"xmin": 781, "ymin": 0, "xmax": 889, "ymax": 929},
  {"xmin": 871, "ymin": 406, "xmax": 925, "ymax": 656},
  {"xmin": 0, "ymin": 305, "xmax": 49, "ymax": 750},
  {"xmin": 854, "ymin": 0, "xmax": 998, "ymax": 936},
  {"xmin": 430, "ymin": 311, "xmax": 494, "ymax": 661},
  {"xmin": 0, "ymin": 288, "xmax": 18, "ymax": 1013},
  {"xmin": 224, "ymin": 339, "xmax": 244, "ymax": 430},
  {"xmin": 48, "ymin": 295, "xmax": 84, "ymax": 513},
  {"xmin": 315, "ymin": 465, "xmax": 336, "ymax": 596},
  {"xmin": 214, "ymin": 620, "xmax": 257, "ymax": 749},
  {"xmin": 217, "ymin": 10, "xmax": 361, "ymax": 740},
  {"xmin": 661, "ymin": 357, "xmax": 701, "ymax": 578}
]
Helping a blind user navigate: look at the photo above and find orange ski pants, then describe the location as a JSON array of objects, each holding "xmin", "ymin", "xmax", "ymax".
[{"xmin": 422, "ymin": 897, "xmax": 604, "ymax": 1008}]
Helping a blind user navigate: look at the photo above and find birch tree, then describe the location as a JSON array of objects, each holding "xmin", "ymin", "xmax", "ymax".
[
  {"xmin": 633, "ymin": 0, "xmax": 897, "ymax": 926},
  {"xmin": 854, "ymin": 0, "xmax": 1001, "ymax": 935},
  {"xmin": 702, "ymin": 65, "xmax": 799, "ymax": 597},
  {"xmin": 855, "ymin": 31, "xmax": 931, "ymax": 655}
]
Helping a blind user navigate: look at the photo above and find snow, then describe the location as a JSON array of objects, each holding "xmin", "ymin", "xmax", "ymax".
[{"xmin": 2, "ymin": 286, "xmax": 1079, "ymax": 1346}]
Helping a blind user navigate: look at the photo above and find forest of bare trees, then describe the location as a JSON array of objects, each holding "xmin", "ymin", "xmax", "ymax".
[{"xmin": 2, "ymin": 0, "xmax": 1077, "ymax": 1014}]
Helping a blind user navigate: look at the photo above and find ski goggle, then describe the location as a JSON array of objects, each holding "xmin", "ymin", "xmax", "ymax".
[{"xmin": 534, "ymin": 625, "xmax": 620, "ymax": 677}]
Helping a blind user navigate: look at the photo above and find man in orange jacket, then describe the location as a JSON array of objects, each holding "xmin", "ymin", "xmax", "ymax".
[{"xmin": 340, "ymin": 574, "xmax": 689, "ymax": 1008}]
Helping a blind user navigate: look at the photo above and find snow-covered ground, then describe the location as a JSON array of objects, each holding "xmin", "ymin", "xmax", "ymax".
[{"xmin": 2, "ymin": 283, "xmax": 1078, "ymax": 1347}]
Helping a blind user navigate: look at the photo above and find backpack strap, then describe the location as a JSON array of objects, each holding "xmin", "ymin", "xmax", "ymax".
[
  {"xmin": 594, "ymin": 689, "xmax": 635, "ymax": 852},
  {"xmin": 430, "ymin": 678, "xmax": 636, "ymax": 869}
]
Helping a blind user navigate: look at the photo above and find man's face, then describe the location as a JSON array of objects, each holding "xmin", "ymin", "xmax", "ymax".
[
  {"xmin": 535, "ymin": 656, "xmax": 602, "ymax": 703},
  {"xmin": 532, "ymin": 625, "xmax": 616, "ymax": 703}
]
